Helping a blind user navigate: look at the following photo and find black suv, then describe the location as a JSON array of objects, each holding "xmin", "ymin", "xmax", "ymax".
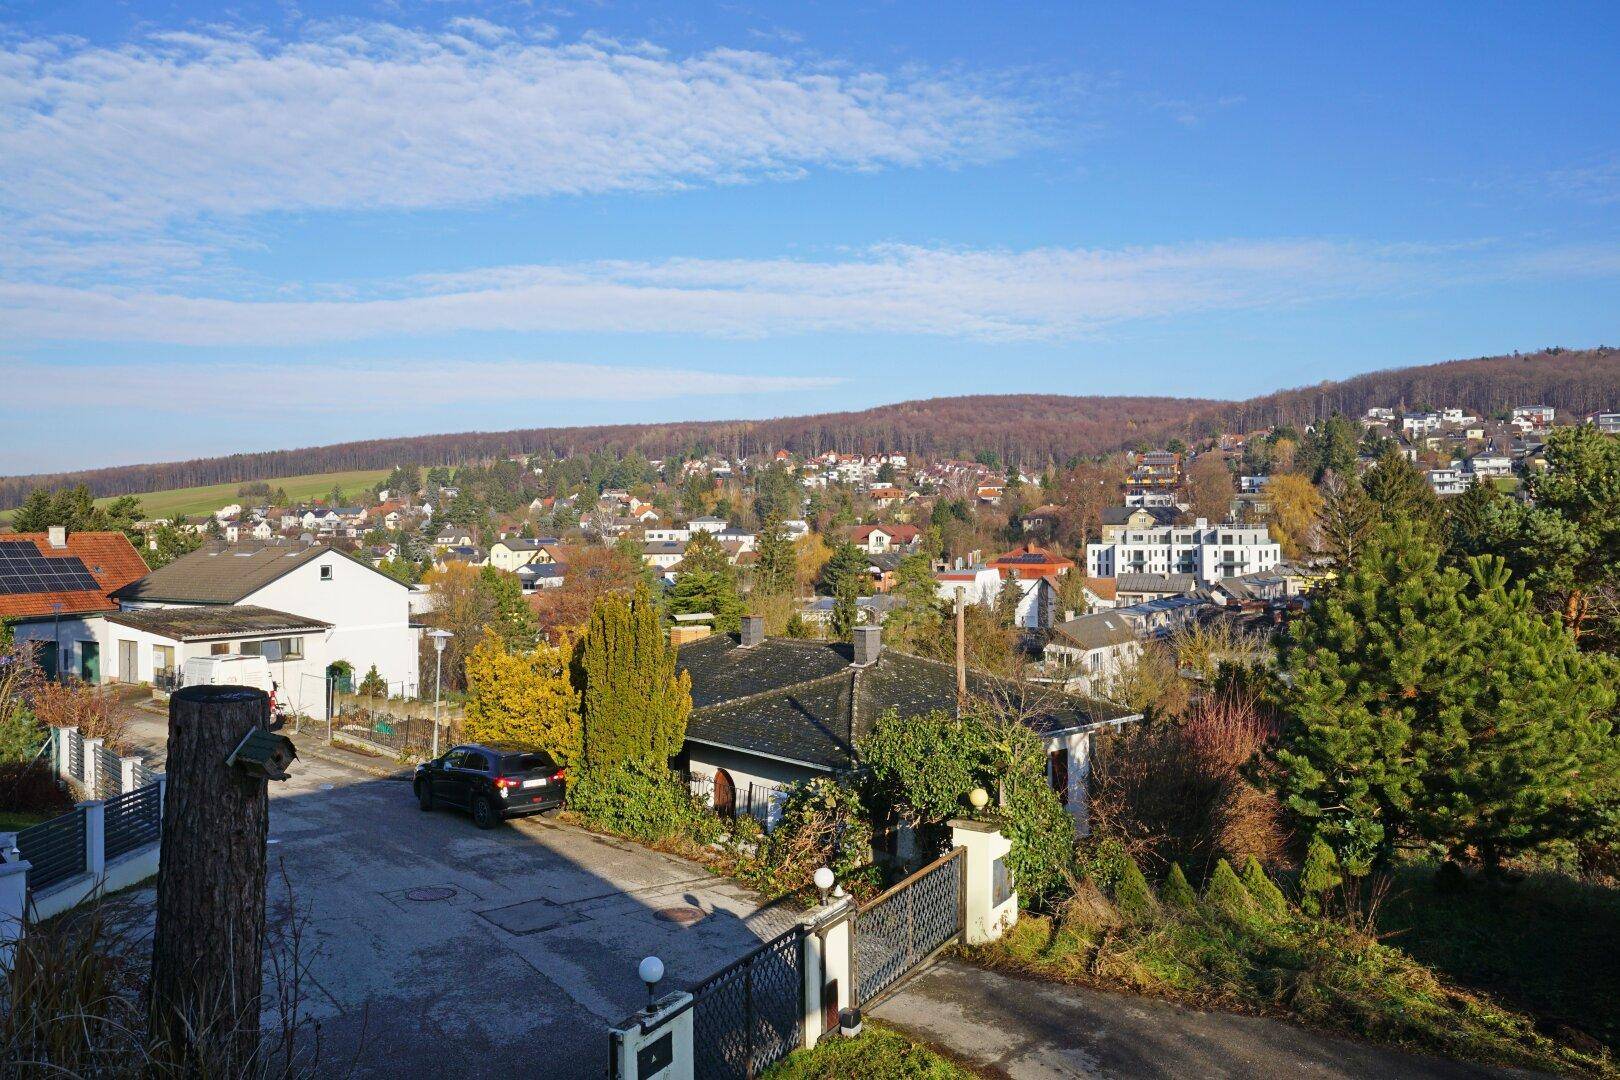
[{"xmin": 414, "ymin": 744, "xmax": 566, "ymax": 828}]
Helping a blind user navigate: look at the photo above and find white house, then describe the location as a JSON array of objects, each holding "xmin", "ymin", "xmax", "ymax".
[
  {"xmin": 1464, "ymin": 452, "xmax": 1513, "ymax": 479},
  {"xmin": 1043, "ymin": 612, "xmax": 1142, "ymax": 695},
  {"xmin": 488, "ymin": 538, "xmax": 559, "ymax": 572},
  {"xmin": 1427, "ymin": 468, "xmax": 1468, "ymax": 496},
  {"xmin": 933, "ymin": 565, "xmax": 1002, "ymax": 606},
  {"xmin": 110, "ymin": 541, "xmax": 420, "ymax": 719},
  {"xmin": 1086, "ymin": 519, "xmax": 1281, "ymax": 584}
]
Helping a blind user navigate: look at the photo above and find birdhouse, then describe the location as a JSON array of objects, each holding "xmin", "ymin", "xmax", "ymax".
[{"xmin": 225, "ymin": 729, "xmax": 298, "ymax": 781}]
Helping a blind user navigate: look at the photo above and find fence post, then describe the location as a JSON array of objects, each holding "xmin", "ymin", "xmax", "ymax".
[
  {"xmin": 79, "ymin": 800, "xmax": 106, "ymax": 882},
  {"xmin": 949, "ymin": 819, "xmax": 1017, "ymax": 944},
  {"xmin": 608, "ymin": 991, "xmax": 694, "ymax": 1080},
  {"xmin": 83, "ymin": 738, "xmax": 103, "ymax": 793},
  {"xmin": 54, "ymin": 727, "xmax": 76, "ymax": 780},
  {"xmin": 121, "ymin": 756, "xmax": 140, "ymax": 793},
  {"xmin": 800, "ymin": 896, "xmax": 855, "ymax": 1050},
  {"xmin": 154, "ymin": 773, "xmax": 167, "ymax": 818}
]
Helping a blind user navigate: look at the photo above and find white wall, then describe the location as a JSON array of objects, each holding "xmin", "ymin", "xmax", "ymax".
[
  {"xmin": 11, "ymin": 616, "xmax": 101, "ymax": 679},
  {"xmin": 245, "ymin": 552, "xmax": 420, "ymax": 702},
  {"xmin": 684, "ymin": 744, "xmax": 811, "ymax": 829}
]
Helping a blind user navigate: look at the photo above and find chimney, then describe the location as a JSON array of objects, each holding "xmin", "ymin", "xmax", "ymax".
[
  {"xmin": 47, "ymin": 525, "xmax": 67, "ymax": 549},
  {"xmin": 739, "ymin": 614, "xmax": 765, "ymax": 648},
  {"xmin": 852, "ymin": 625, "xmax": 882, "ymax": 667}
]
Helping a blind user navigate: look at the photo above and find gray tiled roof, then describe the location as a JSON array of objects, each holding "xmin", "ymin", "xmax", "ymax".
[
  {"xmin": 677, "ymin": 634, "xmax": 1134, "ymax": 771},
  {"xmin": 113, "ymin": 541, "xmax": 330, "ymax": 604},
  {"xmin": 1115, "ymin": 572, "xmax": 1198, "ymax": 595},
  {"xmin": 1052, "ymin": 612, "xmax": 1138, "ymax": 651}
]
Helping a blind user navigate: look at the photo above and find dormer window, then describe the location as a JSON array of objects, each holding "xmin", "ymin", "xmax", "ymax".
[{"xmin": 320, "ymin": 564, "xmax": 333, "ymax": 581}]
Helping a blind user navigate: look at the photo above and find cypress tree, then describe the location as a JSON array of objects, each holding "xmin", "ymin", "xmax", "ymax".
[
  {"xmin": 1240, "ymin": 856, "xmax": 1289, "ymax": 917},
  {"xmin": 1298, "ymin": 836, "xmax": 1342, "ymax": 916},
  {"xmin": 1161, "ymin": 862, "xmax": 1197, "ymax": 911},
  {"xmin": 1113, "ymin": 856, "xmax": 1159, "ymax": 923},
  {"xmin": 576, "ymin": 584, "xmax": 692, "ymax": 779}
]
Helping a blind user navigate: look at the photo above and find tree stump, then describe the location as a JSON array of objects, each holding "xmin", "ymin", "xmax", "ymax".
[{"xmin": 147, "ymin": 685, "xmax": 270, "ymax": 1072}]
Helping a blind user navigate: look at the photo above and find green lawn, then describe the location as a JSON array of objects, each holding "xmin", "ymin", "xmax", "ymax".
[
  {"xmin": 762, "ymin": 1024, "xmax": 976, "ymax": 1079},
  {"xmin": 1379, "ymin": 863, "xmax": 1620, "ymax": 1055},
  {"xmin": 1, "ymin": 467, "xmax": 392, "ymax": 523}
]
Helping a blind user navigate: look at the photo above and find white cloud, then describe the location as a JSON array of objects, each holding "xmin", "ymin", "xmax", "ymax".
[
  {"xmin": 3, "ymin": 237, "xmax": 1611, "ymax": 347},
  {"xmin": 0, "ymin": 24, "xmax": 1034, "ymax": 243},
  {"xmin": 0, "ymin": 357, "xmax": 840, "ymax": 413}
]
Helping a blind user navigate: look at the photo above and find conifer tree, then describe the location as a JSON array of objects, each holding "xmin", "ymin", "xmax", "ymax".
[
  {"xmin": 464, "ymin": 631, "xmax": 581, "ymax": 764},
  {"xmin": 1161, "ymin": 862, "xmax": 1198, "ymax": 911},
  {"xmin": 1318, "ymin": 470, "xmax": 1374, "ymax": 569},
  {"xmin": 1361, "ymin": 444, "xmax": 1442, "ymax": 539},
  {"xmin": 668, "ymin": 565, "xmax": 743, "ymax": 633},
  {"xmin": 752, "ymin": 514, "xmax": 796, "ymax": 600},
  {"xmin": 1443, "ymin": 477, "xmax": 1524, "ymax": 567},
  {"xmin": 1240, "ymin": 856, "xmax": 1289, "ymax": 917},
  {"xmin": 1275, "ymin": 521, "xmax": 1618, "ymax": 874},
  {"xmin": 575, "ymin": 585, "xmax": 692, "ymax": 779},
  {"xmin": 1298, "ymin": 835, "xmax": 1342, "ymax": 916}
]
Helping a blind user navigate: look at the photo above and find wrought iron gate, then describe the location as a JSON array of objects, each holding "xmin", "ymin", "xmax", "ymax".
[
  {"xmin": 689, "ymin": 924, "xmax": 805, "ymax": 1080},
  {"xmin": 851, "ymin": 846, "xmax": 965, "ymax": 1007}
]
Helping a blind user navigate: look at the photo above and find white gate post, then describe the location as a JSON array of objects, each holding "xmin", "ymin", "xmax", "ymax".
[
  {"xmin": 83, "ymin": 738, "xmax": 103, "ymax": 793},
  {"xmin": 120, "ymin": 756, "xmax": 139, "ymax": 793},
  {"xmin": 800, "ymin": 896, "xmax": 855, "ymax": 1050},
  {"xmin": 608, "ymin": 991, "xmax": 693, "ymax": 1080},
  {"xmin": 950, "ymin": 818, "xmax": 1017, "ymax": 944},
  {"xmin": 54, "ymin": 727, "xmax": 76, "ymax": 780}
]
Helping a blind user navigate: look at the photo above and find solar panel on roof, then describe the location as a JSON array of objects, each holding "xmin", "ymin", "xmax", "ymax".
[{"xmin": 0, "ymin": 540, "xmax": 102, "ymax": 595}]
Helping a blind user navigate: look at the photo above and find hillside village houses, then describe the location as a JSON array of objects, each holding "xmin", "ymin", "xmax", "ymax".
[{"xmin": 1085, "ymin": 519, "xmax": 1282, "ymax": 583}]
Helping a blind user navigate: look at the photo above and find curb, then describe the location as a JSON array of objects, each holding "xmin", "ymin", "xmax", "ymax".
[{"xmin": 286, "ymin": 735, "xmax": 413, "ymax": 781}]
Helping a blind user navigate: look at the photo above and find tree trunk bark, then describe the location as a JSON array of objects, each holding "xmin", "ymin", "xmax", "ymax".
[{"xmin": 147, "ymin": 685, "xmax": 270, "ymax": 1072}]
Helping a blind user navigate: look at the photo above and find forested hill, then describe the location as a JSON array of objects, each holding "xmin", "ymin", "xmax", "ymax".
[
  {"xmin": 1208, "ymin": 346, "xmax": 1618, "ymax": 434},
  {"xmin": 3, "ymin": 346, "xmax": 1615, "ymax": 508},
  {"xmin": 0, "ymin": 395, "xmax": 1217, "ymax": 508}
]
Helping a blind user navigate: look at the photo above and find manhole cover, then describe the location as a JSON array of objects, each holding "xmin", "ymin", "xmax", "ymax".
[
  {"xmin": 405, "ymin": 886, "xmax": 457, "ymax": 902},
  {"xmin": 654, "ymin": 905, "xmax": 705, "ymax": 927}
]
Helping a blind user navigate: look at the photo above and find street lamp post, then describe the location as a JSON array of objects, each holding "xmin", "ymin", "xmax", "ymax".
[{"xmin": 427, "ymin": 629, "xmax": 454, "ymax": 759}]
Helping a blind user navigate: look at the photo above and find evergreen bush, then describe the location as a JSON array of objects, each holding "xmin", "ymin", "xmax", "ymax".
[
  {"xmin": 1161, "ymin": 862, "xmax": 1198, "ymax": 911},
  {"xmin": 1240, "ymin": 856, "xmax": 1290, "ymax": 917},
  {"xmin": 1112, "ymin": 857, "xmax": 1159, "ymax": 923}
]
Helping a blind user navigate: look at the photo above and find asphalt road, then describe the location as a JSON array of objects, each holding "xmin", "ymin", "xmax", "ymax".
[
  {"xmin": 110, "ymin": 739, "xmax": 796, "ymax": 1080},
  {"xmin": 875, "ymin": 960, "xmax": 1536, "ymax": 1079}
]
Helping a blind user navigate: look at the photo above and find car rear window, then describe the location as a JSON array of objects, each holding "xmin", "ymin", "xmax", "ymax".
[{"xmin": 502, "ymin": 752, "xmax": 556, "ymax": 773}]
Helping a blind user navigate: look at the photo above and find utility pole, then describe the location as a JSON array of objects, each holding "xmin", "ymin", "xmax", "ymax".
[{"xmin": 954, "ymin": 586, "xmax": 967, "ymax": 704}]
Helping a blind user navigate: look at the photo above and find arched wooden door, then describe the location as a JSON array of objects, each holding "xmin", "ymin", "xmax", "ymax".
[{"xmin": 713, "ymin": 768, "xmax": 737, "ymax": 819}]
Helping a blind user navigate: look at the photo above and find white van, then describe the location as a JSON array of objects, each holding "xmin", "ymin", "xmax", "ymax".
[{"xmin": 180, "ymin": 654, "xmax": 273, "ymax": 692}]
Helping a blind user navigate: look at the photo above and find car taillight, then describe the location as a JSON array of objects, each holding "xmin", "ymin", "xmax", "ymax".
[
  {"xmin": 495, "ymin": 776, "xmax": 520, "ymax": 789},
  {"xmin": 551, "ymin": 769, "xmax": 566, "ymax": 782}
]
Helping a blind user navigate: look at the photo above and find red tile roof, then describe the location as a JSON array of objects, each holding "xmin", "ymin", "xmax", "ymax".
[
  {"xmin": 988, "ymin": 543, "xmax": 1075, "ymax": 580},
  {"xmin": 0, "ymin": 531, "xmax": 149, "ymax": 619}
]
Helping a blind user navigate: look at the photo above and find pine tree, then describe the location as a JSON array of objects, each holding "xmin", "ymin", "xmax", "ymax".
[
  {"xmin": 1519, "ymin": 424, "xmax": 1620, "ymax": 642},
  {"xmin": 682, "ymin": 529, "xmax": 731, "ymax": 575},
  {"xmin": 1443, "ymin": 478, "xmax": 1524, "ymax": 566},
  {"xmin": 1361, "ymin": 444, "xmax": 1442, "ymax": 539},
  {"xmin": 1275, "ymin": 521, "xmax": 1618, "ymax": 874},
  {"xmin": 477, "ymin": 566, "xmax": 539, "ymax": 650},
  {"xmin": 752, "ymin": 514, "xmax": 796, "ymax": 600},
  {"xmin": 668, "ymin": 566, "xmax": 743, "ymax": 633},
  {"xmin": 575, "ymin": 585, "xmax": 692, "ymax": 780},
  {"xmin": 1317, "ymin": 470, "xmax": 1374, "ymax": 569}
]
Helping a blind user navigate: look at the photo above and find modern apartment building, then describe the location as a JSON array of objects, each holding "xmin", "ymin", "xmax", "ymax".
[{"xmin": 1085, "ymin": 518, "xmax": 1282, "ymax": 583}]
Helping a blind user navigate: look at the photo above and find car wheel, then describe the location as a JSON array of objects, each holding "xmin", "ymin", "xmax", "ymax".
[
  {"xmin": 471, "ymin": 795, "xmax": 500, "ymax": 829},
  {"xmin": 416, "ymin": 780, "xmax": 434, "ymax": 811}
]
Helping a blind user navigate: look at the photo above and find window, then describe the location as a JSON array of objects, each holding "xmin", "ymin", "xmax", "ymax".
[
  {"xmin": 154, "ymin": 645, "xmax": 175, "ymax": 673},
  {"xmin": 240, "ymin": 637, "xmax": 304, "ymax": 661},
  {"xmin": 319, "ymin": 564, "xmax": 333, "ymax": 581},
  {"xmin": 211, "ymin": 643, "xmax": 231, "ymax": 655}
]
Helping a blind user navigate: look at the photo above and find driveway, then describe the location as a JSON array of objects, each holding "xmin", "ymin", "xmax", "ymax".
[
  {"xmin": 875, "ymin": 960, "xmax": 1531, "ymax": 1079},
  {"xmin": 111, "ymin": 738, "xmax": 798, "ymax": 1079}
]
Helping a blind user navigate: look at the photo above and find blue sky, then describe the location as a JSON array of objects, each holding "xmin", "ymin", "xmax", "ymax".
[{"xmin": 2, "ymin": 1, "xmax": 1618, "ymax": 472}]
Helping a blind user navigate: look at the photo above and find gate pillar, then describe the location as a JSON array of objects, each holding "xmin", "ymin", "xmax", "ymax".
[
  {"xmin": 950, "ymin": 819, "xmax": 1017, "ymax": 944},
  {"xmin": 800, "ymin": 895, "xmax": 855, "ymax": 1050},
  {"xmin": 609, "ymin": 990, "xmax": 693, "ymax": 1080}
]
